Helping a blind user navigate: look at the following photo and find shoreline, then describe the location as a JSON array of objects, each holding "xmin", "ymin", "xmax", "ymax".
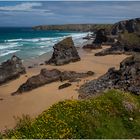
[
  {"xmin": 23, "ymin": 39, "xmax": 92, "ymax": 68},
  {"xmin": 0, "ymin": 39, "xmax": 128, "ymax": 131}
]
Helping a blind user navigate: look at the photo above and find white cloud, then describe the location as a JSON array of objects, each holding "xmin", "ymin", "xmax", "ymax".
[{"xmin": 0, "ymin": 2, "xmax": 49, "ymax": 12}]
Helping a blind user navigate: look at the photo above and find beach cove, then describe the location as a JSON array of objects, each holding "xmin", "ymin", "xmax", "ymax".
[{"xmin": 0, "ymin": 42, "xmax": 127, "ymax": 131}]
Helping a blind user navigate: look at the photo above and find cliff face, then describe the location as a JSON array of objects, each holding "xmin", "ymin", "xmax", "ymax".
[
  {"xmin": 111, "ymin": 18, "xmax": 140, "ymax": 35},
  {"xmin": 33, "ymin": 24, "xmax": 112, "ymax": 32}
]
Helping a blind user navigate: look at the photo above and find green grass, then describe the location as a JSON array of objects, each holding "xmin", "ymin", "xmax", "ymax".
[
  {"xmin": 1, "ymin": 90, "xmax": 140, "ymax": 139},
  {"xmin": 119, "ymin": 31, "xmax": 140, "ymax": 46}
]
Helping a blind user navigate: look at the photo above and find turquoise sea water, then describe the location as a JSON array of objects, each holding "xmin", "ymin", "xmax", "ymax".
[{"xmin": 0, "ymin": 27, "xmax": 88, "ymax": 63}]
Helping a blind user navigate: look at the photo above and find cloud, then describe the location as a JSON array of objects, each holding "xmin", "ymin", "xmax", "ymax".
[{"xmin": 0, "ymin": 2, "xmax": 49, "ymax": 12}]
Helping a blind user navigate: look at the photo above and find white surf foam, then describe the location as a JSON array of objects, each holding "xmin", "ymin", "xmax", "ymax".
[
  {"xmin": 0, "ymin": 42, "xmax": 20, "ymax": 50},
  {"xmin": 5, "ymin": 39, "xmax": 22, "ymax": 42},
  {"xmin": 0, "ymin": 50, "xmax": 20, "ymax": 57}
]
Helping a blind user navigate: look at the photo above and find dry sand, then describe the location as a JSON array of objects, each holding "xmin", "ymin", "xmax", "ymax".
[{"xmin": 0, "ymin": 45, "xmax": 128, "ymax": 131}]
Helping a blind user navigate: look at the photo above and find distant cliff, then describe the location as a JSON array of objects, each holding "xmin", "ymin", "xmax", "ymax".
[
  {"xmin": 111, "ymin": 18, "xmax": 140, "ymax": 35},
  {"xmin": 33, "ymin": 24, "xmax": 112, "ymax": 32}
]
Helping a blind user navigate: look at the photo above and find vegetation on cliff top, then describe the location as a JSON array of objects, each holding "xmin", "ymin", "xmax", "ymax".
[
  {"xmin": 1, "ymin": 90, "xmax": 140, "ymax": 139},
  {"xmin": 33, "ymin": 24, "xmax": 113, "ymax": 32},
  {"xmin": 119, "ymin": 31, "xmax": 140, "ymax": 46}
]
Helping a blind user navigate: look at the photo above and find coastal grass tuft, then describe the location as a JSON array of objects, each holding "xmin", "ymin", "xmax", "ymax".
[
  {"xmin": 120, "ymin": 31, "xmax": 140, "ymax": 45},
  {"xmin": 1, "ymin": 89, "xmax": 140, "ymax": 139}
]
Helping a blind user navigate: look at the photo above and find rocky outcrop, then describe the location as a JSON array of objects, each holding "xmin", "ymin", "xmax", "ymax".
[
  {"xmin": 93, "ymin": 29, "xmax": 108, "ymax": 44},
  {"xmin": 95, "ymin": 31, "xmax": 140, "ymax": 56},
  {"xmin": 79, "ymin": 55, "xmax": 140, "ymax": 99},
  {"xmin": 83, "ymin": 29, "xmax": 116, "ymax": 50},
  {"xmin": 82, "ymin": 29, "xmax": 108, "ymax": 50},
  {"xmin": 111, "ymin": 18, "xmax": 140, "ymax": 35},
  {"xmin": 95, "ymin": 41, "xmax": 126, "ymax": 56},
  {"xmin": 12, "ymin": 69, "xmax": 94, "ymax": 95},
  {"xmin": 0, "ymin": 55, "xmax": 26, "ymax": 85},
  {"xmin": 46, "ymin": 37, "xmax": 80, "ymax": 65}
]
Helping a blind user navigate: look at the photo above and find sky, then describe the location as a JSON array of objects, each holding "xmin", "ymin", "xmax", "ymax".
[{"xmin": 0, "ymin": 1, "xmax": 140, "ymax": 27}]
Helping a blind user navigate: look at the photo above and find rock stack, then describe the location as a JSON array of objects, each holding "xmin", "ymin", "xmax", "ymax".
[
  {"xmin": 83, "ymin": 29, "xmax": 109, "ymax": 49},
  {"xmin": 0, "ymin": 55, "xmax": 26, "ymax": 85},
  {"xmin": 46, "ymin": 37, "xmax": 80, "ymax": 65}
]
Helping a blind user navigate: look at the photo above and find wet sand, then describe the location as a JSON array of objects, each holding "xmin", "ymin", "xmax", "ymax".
[{"xmin": 0, "ymin": 45, "xmax": 128, "ymax": 131}]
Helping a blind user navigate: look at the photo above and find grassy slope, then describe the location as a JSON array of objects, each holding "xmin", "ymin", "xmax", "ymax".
[
  {"xmin": 119, "ymin": 31, "xmax": 140, "ymax": 45},
  {"xmin": 1, "ymin": 90, "xmax": 140, "ymax": 139}
]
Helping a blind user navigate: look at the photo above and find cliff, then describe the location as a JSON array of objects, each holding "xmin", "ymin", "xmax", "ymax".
[
  {"xmin": 33, "ymin": 24, "xmax": 112, "ymax": 32},
  {"xmin": 111, "ymin": 18, "xmax": 140, "ymax": 35}
]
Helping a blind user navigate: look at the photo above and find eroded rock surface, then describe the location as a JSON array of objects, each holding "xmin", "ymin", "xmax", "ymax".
[
  {"xmin": 46, "ymin": 37, "xmax": 80, "ymax": 65},
  {"xmin": 0, "ymin": 55, "xmax": 26, "ymax": 85},
  {"xmin": 79, "ymin": 55, "xmax": 140, "ymax": 99},
  {"xmin": 83, "ymin": 29, "xmax": 115, "ymax": 50},
  {"xmin": 95, "ymin": 41, "xmax": 126, "ymax": 56},
  {"xmin": 12, "ymin": 69, "xmax": 94, "ymax": 95},
  {"xmin": 111, "ymin": 18, "xmax": 140, "ymax": 35}
]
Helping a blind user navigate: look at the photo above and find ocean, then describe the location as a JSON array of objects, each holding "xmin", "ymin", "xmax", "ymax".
[{"xmin": 0, "ymin": 27, "xmax": 88, "ymax": 63}]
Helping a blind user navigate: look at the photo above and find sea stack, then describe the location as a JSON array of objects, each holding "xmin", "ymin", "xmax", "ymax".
[
  {"xmin": 46, "ymin": 37, "xmax": 80, "ymax": 65},
  {"xmin": 0, "ymin": 55, "xmax": 26, "ymax": 85},
  {"xmin": 83, "ymin": 29, "xmax": 108, "ymax": 49}
]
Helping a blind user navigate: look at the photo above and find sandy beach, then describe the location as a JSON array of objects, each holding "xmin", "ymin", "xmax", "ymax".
[{"xmin": 0, "ymin": 44, "xmax": 128, "ymax": 131}]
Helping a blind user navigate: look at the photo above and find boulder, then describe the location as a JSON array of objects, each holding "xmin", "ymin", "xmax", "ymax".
[
  {"xmin": 58, "ymin": 83, "xmax": 72, "ymax": 90},
  {"xmin": 83, "ymin": 44, "xmax": 102, "ymax": 49},
  {"xmin": 0, "ymin": 55, "xmax": 26, "ymax": 85},
  {"xmin": 46, "ymin": 37, "xmax": 80, "ymax": 65},
  {"xmin": 12, "ymin": 69, "xmax": 94, "ymax": 95},
  {"xmin": 79, "ymin": 55, "xmax": 140, "ymax": 99}
]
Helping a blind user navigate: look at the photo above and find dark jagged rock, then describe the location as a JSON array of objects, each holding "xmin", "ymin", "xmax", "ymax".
[
  {"xmin": 83, "ymin": 29, "xmax": 108, "ymax": 50},
  {"xmin": 0, "ymin": 55, "xmax": 26, "ymax": 85},
  {"xmin": 46, "ymin": 37, "xmax": 80, "ymax": 65},
  {"xmin": 95, "ymin": 41, "xmax": 125, "ymax": 56},
  {"xmin": 79, "ymin": 55, "xmax": 140, "ymax": 99},
  {"xmin": 83, "ymin": 44, "xmax": 102, "ymax": 49},
  {"xmin": 95, "ymin": 31, "xmax": 140, "ymax": 56},
  {"xmin": 58, "ymin": 83, "xmax": 72, "ymax": 90},
  {"xmin": 12, "ymin": 69, "xmax": 94, "ymax": 95},
  {"xmin": 111, "ymin": 18, "xmax": 140, "ymax": 35},
  {"xmin": 93, "ymin": 29, "xmax": 108, "ymax": 44}
]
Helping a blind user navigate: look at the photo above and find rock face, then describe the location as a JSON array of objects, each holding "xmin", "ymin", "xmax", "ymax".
[
  {"xmin": 0, "ymin": 55, "xmax": 26, "ymax": 85},
  {"xmin": 95, "ymin": 32, "xmax": 140, "ymax": 56},
  {"xmin": 46, "ymin": 37, "xmax": 80, "ymax": 65},
  {"xmin": 95, "ymin": 41, "xmax": 126, "ymax": 56},
  {"xmin": 12, "ymin": 69, "xmax": 94, "ymax": 95},
  {"xmin": 79, "ymin": 55, "xmax": 140, "ymax": 99},
  {"xmin": 111, "ymin": 18, "xmax": 140, "ymax": 35},
  {"xmin": 83, "ymin": 29, "xmax": 108, "ymax": 50},
  {"xmin": 93, "ymin": 29, "xmax": 108, "ymax": 44}
]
